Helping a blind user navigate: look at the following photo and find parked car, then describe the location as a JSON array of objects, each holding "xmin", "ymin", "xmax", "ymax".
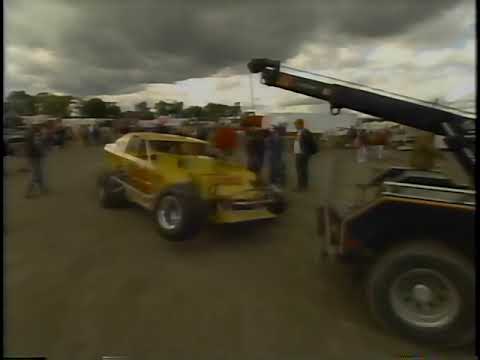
[{"xmin": 98, "ymin": 132, "xmax": 286, "ymax": 240}]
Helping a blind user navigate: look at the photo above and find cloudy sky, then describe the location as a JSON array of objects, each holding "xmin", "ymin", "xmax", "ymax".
[{"xmin": 5, "ymin": 0, "xmax": 476, "ymax": 113}]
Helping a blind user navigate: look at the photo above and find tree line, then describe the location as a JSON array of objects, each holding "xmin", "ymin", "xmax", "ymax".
[{"xmin": 5, "ymin": 90, "xmax": 242, "ymax": 122}]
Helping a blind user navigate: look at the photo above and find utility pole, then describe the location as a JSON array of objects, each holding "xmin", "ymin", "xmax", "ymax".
[{"xmin": 249, "ymin": 73, "xmax": 256, "ymax": 113}]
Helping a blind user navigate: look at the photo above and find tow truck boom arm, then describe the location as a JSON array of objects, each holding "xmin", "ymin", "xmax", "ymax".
[{"xmin": 248, "ymin": 58, "xmax": 475, "ymax": 179}]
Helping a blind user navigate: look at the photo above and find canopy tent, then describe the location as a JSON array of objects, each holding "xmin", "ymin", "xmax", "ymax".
[
  {"xmin": 263, "ymin": 112, "xmax": 357, "ymax": 133},
  {"xmin": 61, "ymin": 118, "xmax": 113, "ymax": 126},
  {"xmin": 22, "ymin": 114, "xmax": 57, "ymax": 125}
]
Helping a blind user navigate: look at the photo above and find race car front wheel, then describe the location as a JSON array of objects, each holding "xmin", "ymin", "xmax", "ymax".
[{"xmin": 154, "ymin": 192, "xmax": 205, "ymax": 241}]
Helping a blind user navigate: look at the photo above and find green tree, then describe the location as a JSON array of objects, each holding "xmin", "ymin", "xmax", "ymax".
[
  {"xmin": 81, "ymin": 98, "xmax": 108, "ymax": 118},
  {"xmin": 181, "ymin": 106, "xmax": 203, "ymax": 119},
  {"xmin": 143, "ymin": 112, "xmax": 156, "ymax": 120},
  {"xmin": 7, "ymin": 91, "xmax": 35, "ymax": 115},
  {"xmin": 202, "ymin": 103, "xmax": 233, "ymax": 121},
  {"xmin": 134, "ymin": 101, "xmax": 157, "ymax": 120},
  {"xmin": 41, "ymin": 94, "xmax": 72, "ymax": 117},
  {"xmin": 106, "ymin": 104, "xmax": 122, "ymax": 118},
  {"xmin": 154, "ymin": 101, "xmax": 183, "ymax": 117},
  {"xmin": 135, "ymin": 101, "xmax": 149, "ymax": 113}
]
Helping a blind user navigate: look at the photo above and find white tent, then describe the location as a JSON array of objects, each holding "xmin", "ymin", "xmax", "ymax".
[
  {"xmin": 62, "ymin": 118, "xmax": 112, "ymax": 126},
  {"xmin": 360, "ymin": 121, "xmax": 398, "ymax": 131},
  {"xmin": 263, "ymin": 112, "xmax": 357, "ymax": 133},
  {"xmin": 155, "ymin": 117, "xmax": 188, "ymax": 127},
  {"xmin": 138, "ymin": 120, "xmax": 159, "ymax": 128},
  {"xmin": 22, "ymin": 114, "xmax": 57, "ymax": 125}
]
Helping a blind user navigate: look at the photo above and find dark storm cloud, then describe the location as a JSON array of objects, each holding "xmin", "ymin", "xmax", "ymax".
[
  {"xmin": 331, "ymin": 1, "xmax": 456, "ymax": 37},
  {"xmin": 6, "ymin": 0, "xmax": 471, "ymax": 96}
]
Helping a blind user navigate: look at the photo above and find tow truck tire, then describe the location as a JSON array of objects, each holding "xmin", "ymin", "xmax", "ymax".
[
  {"xmin": 154, "ymin": 190, "xmax": 205, "ymax": 241},
  {"xmin": 97, "ymin": 172, "xmax": 128, "ymax": 208},
  {"xmin": 367, "ymin": 241, "xmax": 475, "ymax": 347}
]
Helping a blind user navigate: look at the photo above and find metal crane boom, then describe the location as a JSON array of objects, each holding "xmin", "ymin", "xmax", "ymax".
[{"xmin": 248, "ymin": 58, "xmax": 475, "ymax": 179}]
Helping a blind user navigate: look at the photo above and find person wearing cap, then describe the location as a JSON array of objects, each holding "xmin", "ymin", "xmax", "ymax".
[{"xmin": 293, "ymin": 118, "xmax": 315, "ymax": 191}]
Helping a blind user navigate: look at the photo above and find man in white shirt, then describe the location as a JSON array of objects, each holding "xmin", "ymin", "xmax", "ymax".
[{"xmin": 294, "ymin": 118, "xmax": 315, "ymax": 191}]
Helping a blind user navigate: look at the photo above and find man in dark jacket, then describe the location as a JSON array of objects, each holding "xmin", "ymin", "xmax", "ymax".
[
  {"xmin": 293, "ymin": 118, "xmax": 316, "ymax": 191},
  {"xmin": 25, "ymin": 125, "xmax": 48, "ymax": 198}
]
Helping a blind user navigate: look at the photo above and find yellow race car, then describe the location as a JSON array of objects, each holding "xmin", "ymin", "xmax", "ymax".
[{"xmin": 98, "ymin": 132, "xmax": 286, "ymax": 240}]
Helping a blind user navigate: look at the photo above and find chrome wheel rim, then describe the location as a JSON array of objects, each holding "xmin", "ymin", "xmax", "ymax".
[
  {"xmin": 390, "ymin": 268, "xmax": 460, "ymax": 329},
  {"xmin": 157, "ymin": 196, "xmax": 182, "ymax": 231}
]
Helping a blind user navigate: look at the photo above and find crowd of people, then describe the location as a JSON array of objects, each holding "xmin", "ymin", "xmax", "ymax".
[
  {"xmin": 20, "ymin": 117, "xmax": 405, "ymax": 200},
  {"xmin": 350, "ymin": 127, "xmax": 390, "ymax": 163},
  {"xmin": 79, "ymin": 124, "xmax": 102, "ymax": 146},
  {"xmin": 21, "ymin": 122, "xmax": 75, "ymax": 198},
  {"xmin": 20, "ymin": 118, "xmax": 320, "ymax": 200},
  {"xmin": 217, "ymin": 118, "xmax": 318, "ymax": 192}
]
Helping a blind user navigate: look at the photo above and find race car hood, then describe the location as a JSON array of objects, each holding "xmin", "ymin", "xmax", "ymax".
[
  {"xmin": 177, "ymin": 155, "xmax": 252, "ymax": 178},
  {"xmin": 175, "ymin": 155, "xmax": 261, "ymax": 199}
]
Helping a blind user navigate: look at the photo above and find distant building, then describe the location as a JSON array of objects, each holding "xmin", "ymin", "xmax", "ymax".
[{"xmin": 22, "ymin": 114, "xmax": 57, "ymax": 125}]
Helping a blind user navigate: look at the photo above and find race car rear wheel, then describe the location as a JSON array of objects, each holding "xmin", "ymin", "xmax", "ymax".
[
  {"xmin": 154, "ymin": 191, "xmax": 205, "ymax": 241},
  {"xmin": 97, "ymin": 172, "xmax": 127, "ymax": 208}
]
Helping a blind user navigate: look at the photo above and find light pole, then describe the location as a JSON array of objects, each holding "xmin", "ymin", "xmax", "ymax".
[{"xmin": 249, "ymin": 73, "xmax": 256, "ymax": 112}]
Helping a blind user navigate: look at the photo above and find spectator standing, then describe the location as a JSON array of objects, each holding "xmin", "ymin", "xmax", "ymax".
[
  {"xmin": 355, "ymin": 129, "xmax": 368, "ymax": 163},
  {"xmin": 94, "ymin": 124, "xmax": 102, "ymax": 145},
  {"xmin": 374, "ymin": 129, "xmax": 390, "ymax": 160},
  {"xmin": 54, "ymin": 126, "xmax": 66, "ymax": 148},
  {"xmin": 25, "ymin": 124, "xmax": 49, "ymax": 198},
  {"xmin": 214, "ymin": 126, "xmax": 237, "ymax": 157},
  {"xmin": 293, "ymin": 119, "xmax": 317, "ymax": 191},
  {"xmin": 80, "ymin": 125, "xmax": 89, "ymax": 146},
  {"xmin": 88, "ymin": 124, "xmax": 95, "ymax": 145},
  {"xmin": 246, "ymin": 128, "xmax": 266, "ymax": 178},
  {"xmin": 347, "ymin": 126, "xmax": 357, "ymax": 146},
  {"xmin": 197, "ymin": 126, "xmax": 208, "ymax": 141}
]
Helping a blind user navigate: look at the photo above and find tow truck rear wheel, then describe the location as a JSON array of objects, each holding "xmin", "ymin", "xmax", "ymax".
[{"xmin": 366, "ymin": 241, "xmax": 475, "ymax": 347}]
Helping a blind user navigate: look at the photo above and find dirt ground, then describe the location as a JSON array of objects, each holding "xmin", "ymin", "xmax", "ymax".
[{"xmin": 4, "ymin": 142, "xmax": 475, "ymax": 359}]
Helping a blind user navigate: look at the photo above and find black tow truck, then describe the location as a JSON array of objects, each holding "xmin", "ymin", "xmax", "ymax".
[{"xmin": 248, "ymin": 58, "xmax": 475, "ymax": 347}]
